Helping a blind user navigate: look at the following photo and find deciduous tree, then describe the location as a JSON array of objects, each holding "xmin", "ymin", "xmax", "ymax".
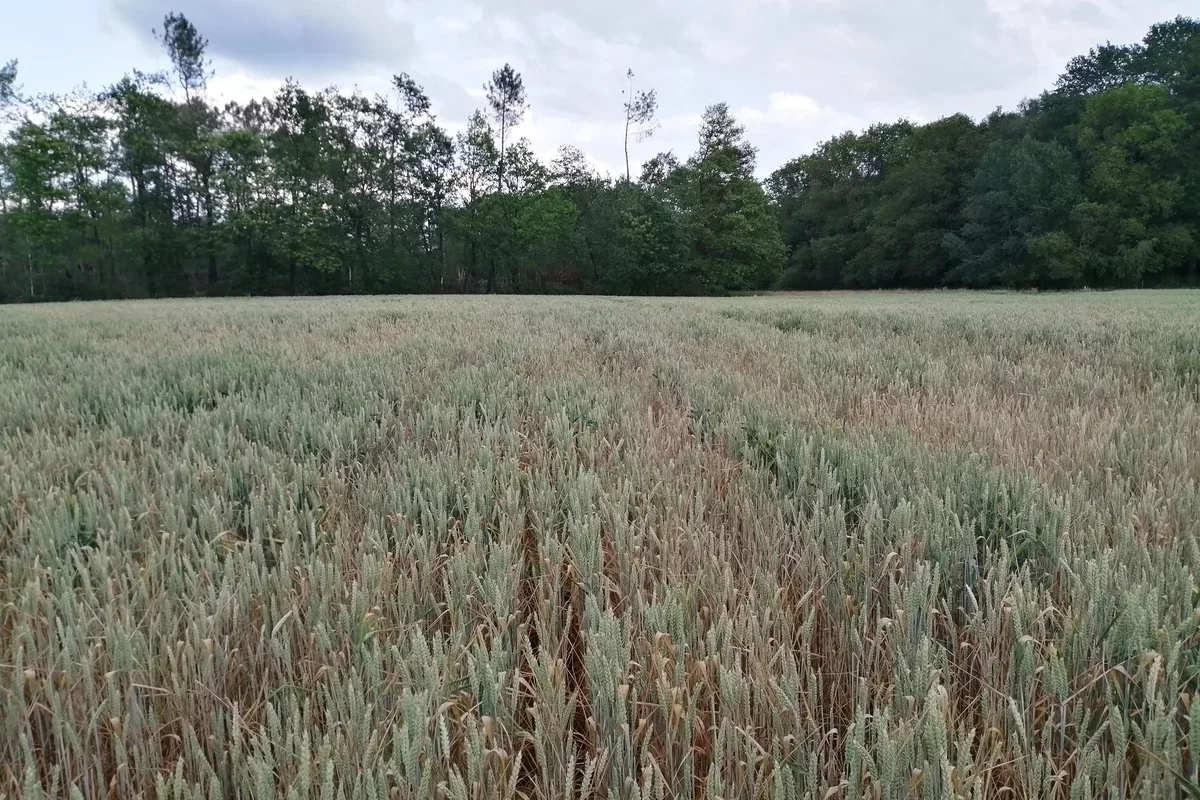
[{"xmin": 622, "ymin": 69, "xmax": 659, "ymax": 182}]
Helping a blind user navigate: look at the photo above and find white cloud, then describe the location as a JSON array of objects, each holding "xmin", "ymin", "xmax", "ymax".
[{"xmin": 739, "ymin": 93, "xmax": 824, "ymax": 127}]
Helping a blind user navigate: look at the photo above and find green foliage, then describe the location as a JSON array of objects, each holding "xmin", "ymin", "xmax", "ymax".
[
  {"xmin": 947, "ymin": 138, "xmax": 1082, "ymax": 287},
  {"xmin": 484, "ymin": 63, "xmax": 527, "ymax": 197},
  {"xmin": 0, "ymin": 39, "xmax": 786, "ymax": 300},
  {"xmin": 772, "ymin": 117, "xmax": 990, "ymax": 289},
  {"xmin": 771, "ymin": 15, "xmax": 1200, "ymax": 290},
  {"xmin": 154, "ymin": 12, "xmax": 211, "ymax": 102},
  {"xmin": 667, "ymin": 104, "xmax": 786, "ymax": 292},
  {"xmin": 0, "ymin": 59, "xmax": 16, "ymax": 107},
  {"xmin": 622, "ymin": 69, "xmax": 659, "ymax": 182},
  {"xmin": 472, "ymin": 190, "xmax": 578, "ymax": 292},
  {"xmin": 5, "ymin": 14, "xmax": 1199, "ymax": 298},
  {"xmin": 613, "ymin": 188, "xmax": 687, "ymax": 293},
  {"xmin": 1074, "ymin": 84, "xmax": 1191, "ymax": 283}
]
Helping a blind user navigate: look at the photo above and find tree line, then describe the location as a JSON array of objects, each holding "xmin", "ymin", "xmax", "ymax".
[
  {"xmin": 770, "ymin": 16, "xmax": 1200, "ymax": 290},
  {"xmin": 0, "ymin": 14, "xmax": 781, "ymax": 301},
  {"xmin": 0, "ymin": 15, "xmax": 1196, "ymax": 302}
]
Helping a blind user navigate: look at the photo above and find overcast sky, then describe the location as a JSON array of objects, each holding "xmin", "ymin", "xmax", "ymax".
[{"xmin": 0, "ymin": 0, "xmax": 1186, "ymax": 177}]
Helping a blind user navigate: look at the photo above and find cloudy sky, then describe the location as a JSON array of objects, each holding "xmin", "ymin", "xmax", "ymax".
[{"xmin": 0, "ymin": 0, "xmax": 1185, "ymax": 176}]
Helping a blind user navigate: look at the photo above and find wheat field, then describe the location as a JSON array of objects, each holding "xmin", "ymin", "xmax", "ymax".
[{"xmin": 2, "ymin": 291, "xmax": 1199, "ymax": 799}]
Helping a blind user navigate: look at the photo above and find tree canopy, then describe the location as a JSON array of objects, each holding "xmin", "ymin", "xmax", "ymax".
[
  {"xmin": 1, "ymin": 14, "xmax": 1198, "ymax": 301},
  {"xmin": 771, "ymin": 15, "xmax": 1200, "ymax": 290},
  {"xmin": 0, "ymin": 17, "xmax": 788, "ymax": 301}
]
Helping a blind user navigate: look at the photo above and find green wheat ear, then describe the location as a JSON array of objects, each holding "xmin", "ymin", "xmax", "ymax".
[{"xmin": 1, "ymin": 292, "xmax": 1198, "ymax": 798}]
